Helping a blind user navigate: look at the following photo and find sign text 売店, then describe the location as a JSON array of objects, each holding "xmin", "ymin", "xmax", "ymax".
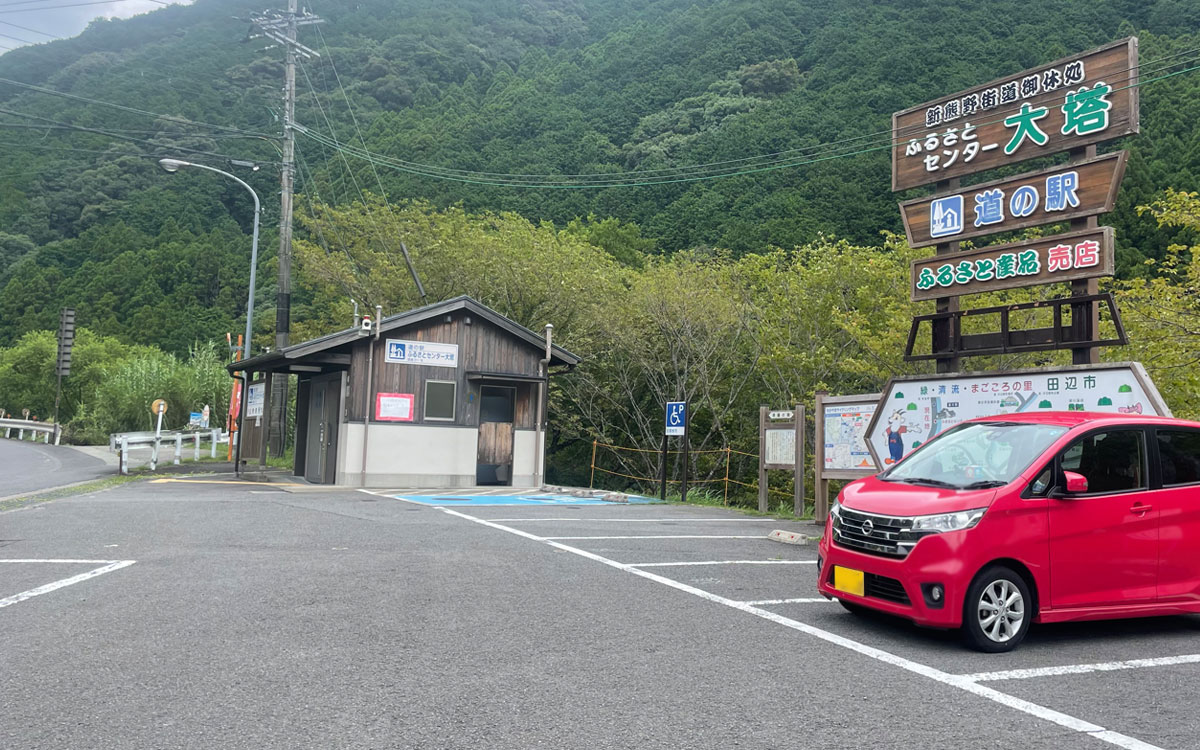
[
  {"xmin": 892, "ymin": 38, "xmax": 1138, "ymax": 191},
  {"xmin": 910, "ymin": 227, "xmax": 1114, "ymax": 301}
]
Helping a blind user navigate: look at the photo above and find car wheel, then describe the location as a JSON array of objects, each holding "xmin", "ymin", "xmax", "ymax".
[{"xmin": 963, "ymin": 565, "xmax": 1032, "ymax": 653}]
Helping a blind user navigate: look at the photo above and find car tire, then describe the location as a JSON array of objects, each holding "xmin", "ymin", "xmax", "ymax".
[
  {"xmin": 839, "ymin": 599, "xmax": 871, "ymax": 617},
  {"xmin": 962, "ymin": 565, "xmax": 1033, "ymax": 653}
]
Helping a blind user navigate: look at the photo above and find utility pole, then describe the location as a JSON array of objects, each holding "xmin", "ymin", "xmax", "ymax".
[{"xmin": 249, "ymin": 2, "xmax": 322, "ymax": 457}]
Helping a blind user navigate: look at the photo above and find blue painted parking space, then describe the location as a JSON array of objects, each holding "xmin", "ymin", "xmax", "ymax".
[{"xmin": 386, "ymin": 493, "xmax": 658, "ymax": 507}]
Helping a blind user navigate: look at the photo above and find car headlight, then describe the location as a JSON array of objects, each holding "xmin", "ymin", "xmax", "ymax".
[
  {"xmin": 910, "ymin": 507, "xmax": 987, "ymax": 534},
  {"xmin": 830, "ymin": 500, "xmax": 841, "ymax": 519}
]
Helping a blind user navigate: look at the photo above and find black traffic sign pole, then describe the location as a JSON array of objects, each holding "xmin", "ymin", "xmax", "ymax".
[
  {"xmin": 680, "ymin": 407, "xmax": 690, "ymax": 503},
  {"xmin": 659, "ymin": 433, "xmax": 668, "ymax": 502}
]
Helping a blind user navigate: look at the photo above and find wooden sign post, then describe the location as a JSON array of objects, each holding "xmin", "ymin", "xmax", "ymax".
[
  {"xmin": 758, "ymin": 405, "xmax": 806, "ymax": 515},
  {"xmin": 892, "ymin": 37, "xmax": 1139, "ymax": 369},
  {"xmin": 813, "ymin": 392, "xmax": 882, "ymax": 524}
]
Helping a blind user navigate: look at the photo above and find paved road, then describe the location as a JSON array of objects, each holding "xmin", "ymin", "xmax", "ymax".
[
  {"xmin": 0, "ymin": 438, "xmax": 111, "ymax": 497},
  {"xmin": 1, "ymin": 480, "xmax": 1196, "ymax": 749}
]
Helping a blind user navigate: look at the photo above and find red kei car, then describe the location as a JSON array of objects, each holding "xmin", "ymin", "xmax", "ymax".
[{"xmin": 817, "ymin": 412, "xmax": 1200, "ymax": 652}]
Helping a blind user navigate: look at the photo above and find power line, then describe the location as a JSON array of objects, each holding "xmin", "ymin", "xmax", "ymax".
[
  {"xmin": 293, "ymin": 58, "xmax": 1200, "ymax": 189},
  {"xmin": 0, "ymin": 75, "xmax": 274, "ymax": 138},
  {"xmin": 0, "ymin": 19, "xmax": 58, "ymax": 37},
  {"xmin": 0, "ymin": 0, "xmax": 162, "ymax": 13}
]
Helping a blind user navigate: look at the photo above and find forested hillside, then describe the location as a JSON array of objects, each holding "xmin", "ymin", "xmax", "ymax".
[{"xmin": 1, "ymin": 0, "xmax": 1200, "ymax": 484}]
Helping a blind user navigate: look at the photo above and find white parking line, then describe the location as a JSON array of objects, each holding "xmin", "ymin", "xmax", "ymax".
[
  {"xmin": 963, "ymin": 654, "xmax": 1200, "ymax": 683},
  {"xmin": 741, "ymin": 598, "xmax": 835, "ymax": 605},
  {"xmin": 0, "ymin": 559, "xmax": 136, "ymax": 609},
  {"xmin": 630, "ymin": 560, "xmax": 818, "ymax": 567},
  {"xmin": 439, "ymin": 508, "xmax": 1165, "ymax": 750},
  {"xmin": 543, "ymin": 535, "xmax": 765, "ymax": 541},
  {"xmin": 483, "ymin": 518, "xmax": 780, "ymax": 523}
]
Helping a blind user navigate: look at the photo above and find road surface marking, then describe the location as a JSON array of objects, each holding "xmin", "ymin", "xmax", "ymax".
[
  {"xmin": 0, "ymin": 560, "xmax": 136, "ymax": 609},
  {"xmin": 629, "ymin": 560, "xmax": 817, "ymax": 567},
  {"xmin": 542, "ymin": 535, "xmax": 765, "ymax": 541},
  {"xmin": 483, "ymin": 518, "xmax": 779, "ymax": 523},
  {"xmin": 963, "ymin": 654, "xmax": 1200, "ymax": 683},
  {"xmin": 740, "ymin": 598, "xmax": 835, "ymax": 605},
  {"xmin": 439, "ymin": 508, "xmax": 1164, "ymax": 750}
]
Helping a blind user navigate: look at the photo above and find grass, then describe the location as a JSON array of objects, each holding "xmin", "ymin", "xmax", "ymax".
[
  {"xmin": 0, "ymin": 473, "xmax": 144, "ymax": 513},
  {"xmin": 657, "ymin": 487, "xmax": 816, "ymax": 523}
]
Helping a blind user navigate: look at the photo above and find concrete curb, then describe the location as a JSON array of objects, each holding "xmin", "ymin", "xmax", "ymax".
[{"xmin": 767, "ymin": 529, "xmax": 809, "ymax": 545}]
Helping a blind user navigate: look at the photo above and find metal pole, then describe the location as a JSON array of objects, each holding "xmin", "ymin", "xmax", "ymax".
[
  {"xmin": 659, "ymin": 434, "xmax": 667, "ymax": 502},
  {"xmin": 680, "ymin": 408, "xmax": 690, "ymax": 503}
]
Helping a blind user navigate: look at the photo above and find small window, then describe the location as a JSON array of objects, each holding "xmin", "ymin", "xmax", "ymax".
[
  {"xmin": 1157, "ymin": 430, "xmax": 1200, "ymax": 486},
  {"xmin": 424, "ymin": 381, "xmax": 456, "ymax": 421},
  {"xmin": 1060, "ymin": 430, "xmax": 1146, "ymax": 493},
  {"xmin": 1028, "ymin": 464, "xmax": 1053, "ymax": 497}
]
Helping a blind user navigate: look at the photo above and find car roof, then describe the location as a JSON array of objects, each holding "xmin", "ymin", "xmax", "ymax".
[{"xmin": 963, "ymin": 411, "xmax": 1200, "ymax": 429}]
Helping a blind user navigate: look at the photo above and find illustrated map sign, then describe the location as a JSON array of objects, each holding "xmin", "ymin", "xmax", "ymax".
[
  {"xmin": 822, "ymin": 401, "xmax": 878, "ymax": 473},
  {"xmin": 911, "ymin": 226, "xmax": 1114, "ymax": 301},
  {"xmin": 892, "ymin": 37, "xmax": 1138, "ymax": 191},
  {"xmin": 900, "ymin": 151, "xmax": 1126, "ymax": 248},
  {"xmin": 863, "ymin": 363, "xmax": 1170, "ymax": 467},
  {"xmin": 665, "ymin": 401, "xmax": 686, "ymax": 436},
  {"xmin": 385, "ymin": 339, "xmax": 459, "ymax": 368},
  {"xmin": 375, "ymin": 392, "xmax": 415, "ymax": 422},
  {"xmin": 765, "ymin": 428, "xmax": 796, "ymax": 468},
  {"xmin": 246, "ymin": 383, "xmax": 265, "ymax": 419}
]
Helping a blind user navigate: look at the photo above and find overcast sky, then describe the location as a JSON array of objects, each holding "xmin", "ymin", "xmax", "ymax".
[{"xmin": 0, "ymin": 0, "xmax": 193, "ymax": 53}]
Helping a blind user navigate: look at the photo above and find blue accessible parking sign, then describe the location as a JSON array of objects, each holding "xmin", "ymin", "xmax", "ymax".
[{"xmin": 665, "ymin": 401, "xmax": 686, "ymax": 436}]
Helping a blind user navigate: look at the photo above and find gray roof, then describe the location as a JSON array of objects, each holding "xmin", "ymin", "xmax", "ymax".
[{"xmin": 230, "ymin": 296, "xmax": 581, "ymax": 373}]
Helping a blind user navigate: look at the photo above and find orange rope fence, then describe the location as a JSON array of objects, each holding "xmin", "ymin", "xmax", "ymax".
[{"xmin": 588, "ymin": 440, "xmax": 799, "ymax": 507}]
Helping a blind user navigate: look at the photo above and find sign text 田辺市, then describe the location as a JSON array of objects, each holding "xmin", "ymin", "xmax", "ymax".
[{"xmin": 891, "ymin": 37, "xmax": 1137, "ymax": 190}]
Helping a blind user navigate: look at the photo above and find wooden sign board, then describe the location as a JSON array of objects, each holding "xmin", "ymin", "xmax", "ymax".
[
  {"xmin": 911, "ymin": 226, "xmax": 1114, "ymax": 301},
  {"xmin": 862, "ymin": 362, "xmax": 1170, "ymax": 469},
  {"xmin": 900, "ymin": 151, "xmax": 1125, "ymax": 249},
  {"xmin": 892, "ymin": 37, "xmax": 1138, "ymax": 191}
]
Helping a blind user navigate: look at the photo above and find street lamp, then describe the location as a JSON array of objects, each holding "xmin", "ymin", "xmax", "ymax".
[
  {"xmin": 158, "ymin": 157, "xmax": 261, "ymax": 358},
  {"xmin": 159, "ymin": 157, "xmax": 261, "ymax": 476}
]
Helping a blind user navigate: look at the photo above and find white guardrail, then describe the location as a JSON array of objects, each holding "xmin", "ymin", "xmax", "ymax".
[
  {"xmin": 109, "ymin": 429, "xmax": 230, "ymax": 474},
  {"xmin": 1, "ymin": 418, "xmax": 62, "ymax": 445}
]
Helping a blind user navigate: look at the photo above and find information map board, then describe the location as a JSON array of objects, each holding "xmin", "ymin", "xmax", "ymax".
[{"xmin": 863, "ymin": 363, "xmax": 1170, "ymax": 468}]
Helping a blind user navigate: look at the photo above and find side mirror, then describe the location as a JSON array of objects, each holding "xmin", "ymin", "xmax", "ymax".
[{"xmin": 1063, "ymin": 470, "xmax": 1089, "ymax": 494}]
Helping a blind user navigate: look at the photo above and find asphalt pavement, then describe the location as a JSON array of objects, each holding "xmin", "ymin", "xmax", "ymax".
[
  {"xmin": 1, "ymin": 479, "xmax": 1196, "ymax": 749},
  {"xmin": 0, "ymin": 437, "xmax": 112, "ymax": 497}
]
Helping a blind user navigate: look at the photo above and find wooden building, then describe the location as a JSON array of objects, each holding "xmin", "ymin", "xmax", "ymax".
[{"xmin": 231, "ymin": 296, "xmax": 579, "ymax": 487}]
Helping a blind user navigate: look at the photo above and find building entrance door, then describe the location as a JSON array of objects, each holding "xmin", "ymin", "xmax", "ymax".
[
  {"xmin": 477, "ymin": 385, "xmax": 515, "ymax": 485},
  {"xmin": 305, "ymin": 376, "xmax": 340, "ymax": 484}
]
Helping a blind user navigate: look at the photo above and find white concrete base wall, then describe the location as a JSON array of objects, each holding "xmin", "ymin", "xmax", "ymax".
[
  {"xmin": 511, "ymin": 429, "xmax": 542, "ymax": 487},
  {"xmin": 336, "ymin": 422, "xmax": 480, "ymax": 487}
]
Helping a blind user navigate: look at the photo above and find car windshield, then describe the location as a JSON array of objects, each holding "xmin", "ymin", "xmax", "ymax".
[{"xmin": 880, "ymin": 421, "xmax": 1068, "ymax": 490}]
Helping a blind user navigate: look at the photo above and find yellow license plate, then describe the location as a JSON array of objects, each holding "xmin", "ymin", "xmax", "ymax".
[{"xmin": 833, "ymin": 566, "xmax": 865, "ymax": 597}]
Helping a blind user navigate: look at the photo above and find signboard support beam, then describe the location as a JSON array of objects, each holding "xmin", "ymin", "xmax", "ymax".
[
  {"xmin": 1070, "ymin": 145, "xmax": 1102, "ymax": 365},
  {"xmin": 757, "ymin": 406, "xmax": 768, "ymax": 512},
  {"xmin": 793, "ymin": 403, "xmax": 805, "ymax": 516},
  {"xmin": 813, "ymin": 392, "xmax": 827, "ymax": 524},
  {"xmin": 933, "ymin": 178, "xmax": 962, "ymax": 374}
]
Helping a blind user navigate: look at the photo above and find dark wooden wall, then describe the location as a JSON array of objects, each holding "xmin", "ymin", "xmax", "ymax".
[{"xmin": 345, "ymin": 315, "xmax": 542, "ymax": 429}]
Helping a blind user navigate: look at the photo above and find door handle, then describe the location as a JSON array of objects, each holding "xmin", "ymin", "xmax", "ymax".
[{"xmin": 1130, "ymin": 503, "xmax": 1152, "ymax": 514}]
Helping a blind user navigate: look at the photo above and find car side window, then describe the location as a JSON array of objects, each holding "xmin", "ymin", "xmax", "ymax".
[
  {"xmin": 1060, "ymin": 430, "xmax": 1147, "ymax": 494},
  {"xmin": 1028, "ymin": 464, "xmax": 1053, "ymax": 497},
  {"xmin": 1157, "ymin": 430, "xmax": 1200, "ymax": 486}
]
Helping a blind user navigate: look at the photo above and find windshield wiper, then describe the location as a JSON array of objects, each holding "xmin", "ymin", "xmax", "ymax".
[
  {"xmin": 893, "ymin": 477, "xmax": 958, "ymax": 488},
  {"xmin": 960, "ymin": 480, "xmax": 1007, "ymax": 490}
]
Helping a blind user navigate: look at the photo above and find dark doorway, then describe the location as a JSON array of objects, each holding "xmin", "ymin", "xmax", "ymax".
[
  {"xmin": 305, "ymin": 376, "xmax": 340, "ymax": 483},
  {"xmin": 476, "ymin": 385, "xmax": 515, "ymax": 485}
]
